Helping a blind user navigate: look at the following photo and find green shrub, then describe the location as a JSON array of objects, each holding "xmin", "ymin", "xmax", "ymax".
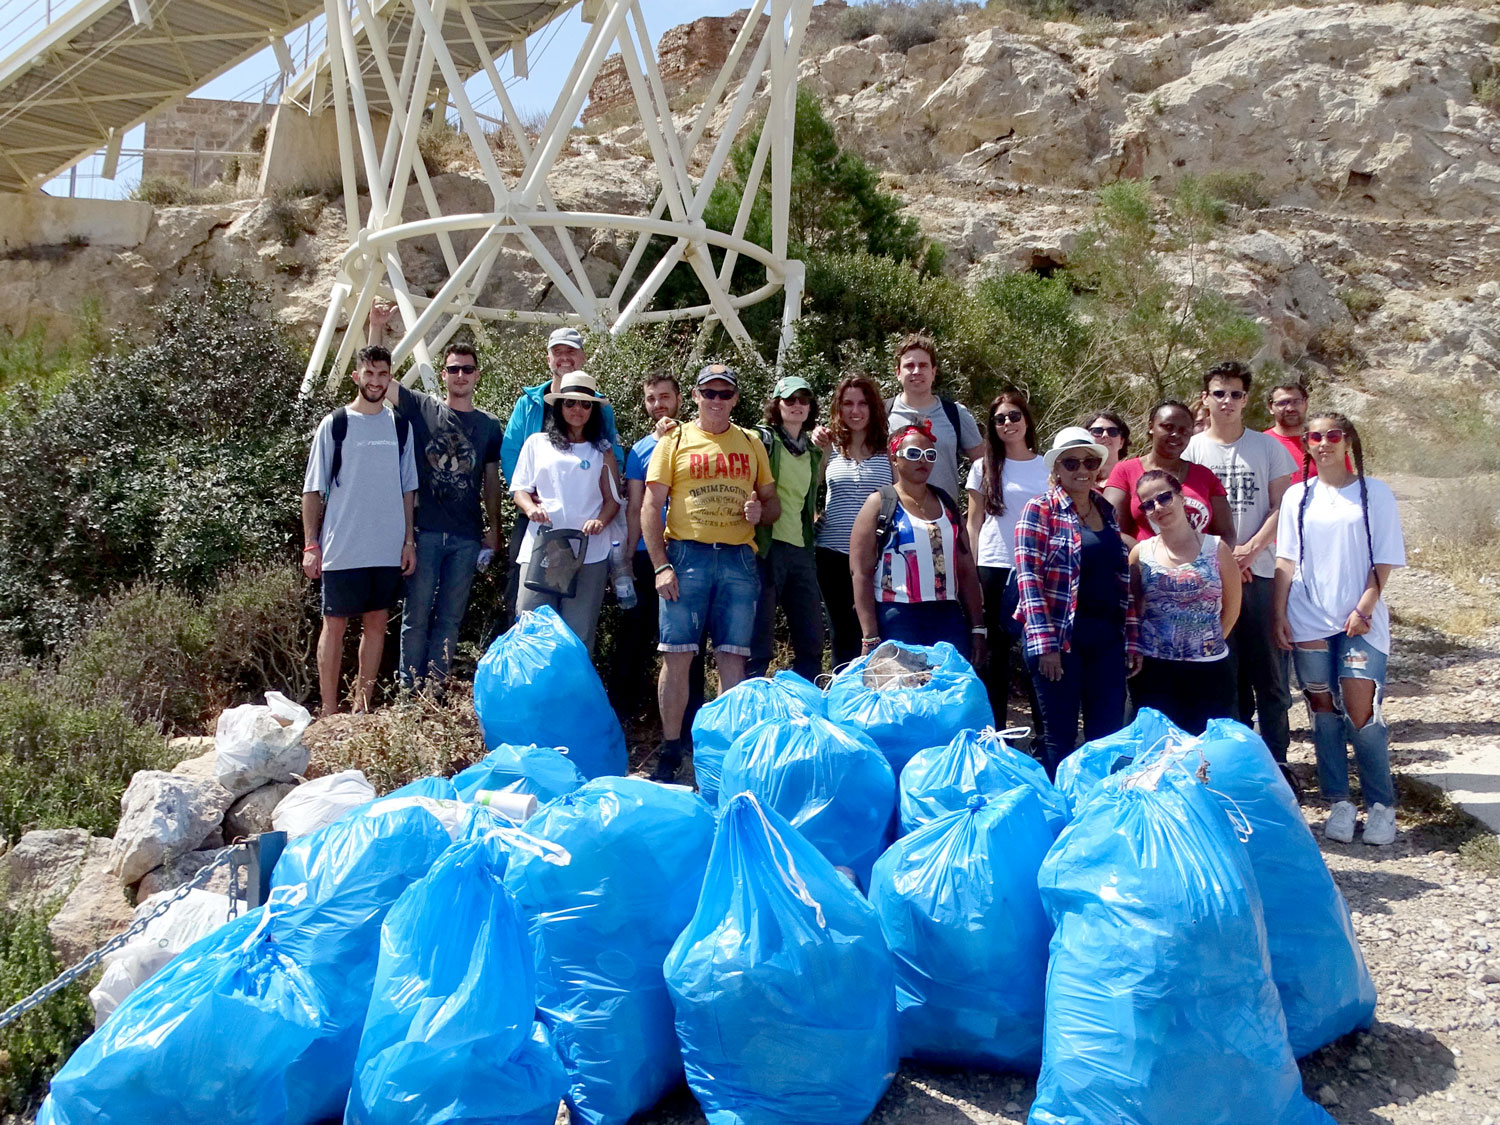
[
  {"xmin": 0, "ymin": 671, "xmax": 169, "ymax": 841},
  {"xmin": 1200, "ymin": 170, "xmax": 1270, "ymax": 211},
  {"xmin": 1339, "ymin": 286, "xmax": 1384, "ymax": 320},
  {"xmin": 130, "ymin": 176, "xmax": 236, "ymax": 206},
  {"xmin": 203, "ymin": 563, "xmax": 318, "ymax": 707},
  {"xmin": 0, "ymin": 906, "xmax": 93, "ymax": 1114}
]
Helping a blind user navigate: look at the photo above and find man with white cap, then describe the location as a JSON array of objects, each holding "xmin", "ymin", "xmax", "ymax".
[
  {"xmin": 642, "ymin": 363, "xmax": 780, "ymax": 781},
  {"xmin": 499, "ymin": 327, "xmax": 622, "ymax": 625}
]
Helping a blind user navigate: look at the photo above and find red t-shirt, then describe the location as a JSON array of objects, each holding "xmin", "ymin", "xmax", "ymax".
[
  {"xmin": 1265, "ymin": 428, "xmax": 1314, "ymax": 483},
  {"xmin": 1105, "ymin": 458, "xmax": 1227, "ymax": 539}
]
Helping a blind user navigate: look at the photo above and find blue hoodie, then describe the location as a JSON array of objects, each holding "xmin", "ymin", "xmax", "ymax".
[{"xmin": 500, "ymin": 379, "xmax": 623, "ymax": 484}]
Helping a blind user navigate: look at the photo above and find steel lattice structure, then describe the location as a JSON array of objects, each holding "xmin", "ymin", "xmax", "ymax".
[{"xmin": 304, "ymin": 0, "xmax": 813, "ymax": 394}]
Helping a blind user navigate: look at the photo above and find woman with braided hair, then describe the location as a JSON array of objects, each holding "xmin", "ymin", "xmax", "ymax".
[{"xmin": 1273, "ymin": 412, "xmax": 1406, "ymax": 845}]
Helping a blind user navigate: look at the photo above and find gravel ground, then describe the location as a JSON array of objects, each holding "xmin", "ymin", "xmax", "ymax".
[{"xmin": 631, "ymin": 559, "xmax": 1500, "ymax": 1125}]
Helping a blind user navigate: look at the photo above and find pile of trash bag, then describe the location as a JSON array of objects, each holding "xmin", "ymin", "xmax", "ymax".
[
  {"xmin": 272, "ymin": 769, "xmax": 377, "ymax": 838},
  {"xmin": 690, "ymin": 675, "xmax": 822, "ymax": 807},
  {"xmin": 772, "ymin": 669, "xmax": 826, "ymax": 714},
  {"xmin": 346, "ymin": 833, "xmax": 567, "ymax": 1125},
  {"xmin": 869, "ymin": 789, "xmax": 1053, "ymax": 1070},
  {"xmin": 1054, "ymin": 706, "xmax": 1189, "ymax": 814},
  {"xmin": 504, "ymin": 778, "xmax": 714, "ymax": 1125},
  {"xmin": 214, "ymin": 690, "xmax": 312, "ymax": 793},
  {"xmin": 1032, "ymin": 761, "xmax": 1334, "ymax": 1125},
  {"xmin": 898, "ymin": 727, "xmax": 1067, "ymax": 836},
  {"xmin": 1137, "ymin": 719, "xmax": 1376, "ymax": 1056},
  {"xmin": 665, "ymin": 793, "xmax": 899, "ymax": 1125},
  {"xmin": 718, "ymin": 712, "xmax": 895, "ymax": 884},
  {"xmin": 452, "ymin": 742, "xmax": 585, "ymax": 805},
  {"xmin": 474, "ymin": 606, "xmax": 626, "ymax": 779},
  {"xmin": 826, "ymin": 641, "xmax": 993, "ymax": 774}
]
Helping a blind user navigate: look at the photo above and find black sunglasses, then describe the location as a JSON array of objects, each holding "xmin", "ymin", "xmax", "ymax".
[
  {"xmin": 1059, "ymin": 456, "xmax": 1102, "ymax": 472},
  {"xmin": 1208, "ymin": 388, "xmax": 1247, "ymax": 401},
  {"xmin": 1089, "ymin": 425, "xmax": 1121, "ymax": 438},
  {"xmin": 1139, "ymin": 489, "xmax": 1177, "ymax": 513},
  {"xmin": 444, "ymin": 363, "xmax": 478, "ymax": 375},
  {"xmin": 993, "ymin": 410, "xmax": 1024, "ymax": 425},
  {"xmin": 698, "ymin": 387, "xmax": 736, "ymax": 400},
  {"xmin": 560, "ymin": 398, "xmax": 596, "ymax": 410}
]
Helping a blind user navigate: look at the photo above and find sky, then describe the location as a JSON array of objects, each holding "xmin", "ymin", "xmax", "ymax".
[{"xmin": 36, "ymin": 0, "xmax": 764, "ymax": 197}]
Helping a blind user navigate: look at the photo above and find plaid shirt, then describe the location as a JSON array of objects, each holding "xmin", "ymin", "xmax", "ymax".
[{"xmin": 1013, "ymin": 485, "xmax": 1139, "ymax": 658}]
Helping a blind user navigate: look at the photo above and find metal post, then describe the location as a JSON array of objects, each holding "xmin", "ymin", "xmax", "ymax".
[{"xmin": 247, "ymin": 831, "xmax": 288, "ymax": 908}]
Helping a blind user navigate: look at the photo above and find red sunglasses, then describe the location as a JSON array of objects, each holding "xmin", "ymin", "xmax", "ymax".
[{"xmin": 1306, "ymin": 429, "xmax": 1345, "ymax": 444}]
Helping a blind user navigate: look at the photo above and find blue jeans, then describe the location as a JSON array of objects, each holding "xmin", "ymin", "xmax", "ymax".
[
  {"xmin": 399, "ymin": 530, "xmax": 481, "ymax": 690},
  {"xmin": 1026, "ymin": 614, "xmax": 1129, "ymax": 778},
  {"xmin": 877, "ymin": 600, "xmax": 969, "ymax": 651},
  {"xmin": 659, "ymin": 540, "xmax": 760, "ymax": 657},
  {"xmin": 1291, "ymin": 633, "xmax": 1395, "ymax": 809}
]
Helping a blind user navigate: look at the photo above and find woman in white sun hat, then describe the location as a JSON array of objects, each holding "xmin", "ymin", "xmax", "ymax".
[
  {"xmin": 1013, "ymin": 426, "xmax": 1141, "ymax": 776},
  {"xmin": 510, "ymin": 372, "xmax": 620, "ymax": 652}
]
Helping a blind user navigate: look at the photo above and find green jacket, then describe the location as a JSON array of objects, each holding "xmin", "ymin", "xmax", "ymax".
[{"xmin": 755, "ymin": 425, "xmax": 823, "ymax": 556}]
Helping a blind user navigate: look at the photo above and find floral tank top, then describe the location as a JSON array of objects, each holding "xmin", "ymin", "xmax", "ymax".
[{"xmin": 1137, "ymin": 534, "xmax": 1227, "ymax": 662}]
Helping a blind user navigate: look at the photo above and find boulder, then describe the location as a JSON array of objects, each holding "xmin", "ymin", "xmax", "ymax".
[
  {"xmin": 47, "ymin": 838, "xmax": 134, "ymax": 964},
  {"xmin": 0, "ymin": 828, "xmax": 91, "ymax": 908},
  {"xmin": 166, "ymin": 735, "xmax": 214, "ymax": 767},
  {"xmin": 223, "ymin": 782, "xmax": 298, "ymax": 840},
  {"xmin": 820, "ymin": 45, "xmax": 880, "ymax": 97},
  {"xmin": 135, "ymin": 848, "xmax": 238, "ymax": 900},
  {"xmin": 110, "ymin": 771, "xmax": 234, "ymax": 887},
  {"xmin": 172, "ymin": 747, "xmax": 257, "ymax": 798}
]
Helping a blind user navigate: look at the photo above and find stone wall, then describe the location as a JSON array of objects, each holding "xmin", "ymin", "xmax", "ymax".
[{"xmin": 142, "ymin": 98, "xmax": 273, "ymax": 187}]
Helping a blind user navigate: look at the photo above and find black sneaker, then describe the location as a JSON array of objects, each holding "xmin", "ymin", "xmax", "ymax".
[{"xmin": 650, "ymin": 744, "xmax": 684, "ymax": 783}]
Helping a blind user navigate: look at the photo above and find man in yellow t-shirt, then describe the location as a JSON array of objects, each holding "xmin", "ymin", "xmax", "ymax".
[{"xmin": 642, "ymin": 363, "xmax": 779, "ymax": 781}]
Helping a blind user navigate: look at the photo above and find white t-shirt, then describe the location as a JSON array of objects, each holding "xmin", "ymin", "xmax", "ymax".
[
  {"xmin": 511, "ymin": 434, "xmax": 612, "ymax": 565},
  {"xmin": 1276, "ymin": 477, "xmax": 1405, "ymax": 654},
  {"xmin": 965, "ymin": 454, "xmax": 1050, "ymax": 568},
  {"xmin": 1185, "ymin": 429, "xmax": 1297, "ymax": 579}
]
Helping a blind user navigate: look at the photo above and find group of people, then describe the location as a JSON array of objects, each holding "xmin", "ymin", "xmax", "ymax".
[{"xmin": 301, "ymin": 317, "xmax": 1406, "ymax": 845}]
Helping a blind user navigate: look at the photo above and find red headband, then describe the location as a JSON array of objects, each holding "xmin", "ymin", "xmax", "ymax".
[{"xmin": 889, "ymin": 420, "xmax": 935, "ymax": 455}]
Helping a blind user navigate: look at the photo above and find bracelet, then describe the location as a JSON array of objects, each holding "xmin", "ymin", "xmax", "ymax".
[
  {"xmin": 1353, "ymin": 609, "xmax": 1372, "ymax": 623},
  {"xmin": 861, "ymin": 636, "xmax": 881, "ymax": 645},
  {"xmin": 971, "ymin": 626, "xmax": 988, "ymax": 635},
  {"xmin": 654, "ymin": 563, "xmax": 674, "ymax": 575},
  {"xmin": 302, "ymin": 544, "xmax": 321, "ymax": 553}
]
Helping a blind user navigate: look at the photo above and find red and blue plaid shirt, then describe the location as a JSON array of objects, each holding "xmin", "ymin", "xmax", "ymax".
[{"xmin": 1013, "ymin": 485, "xmax": 1139, "ymax": 657}]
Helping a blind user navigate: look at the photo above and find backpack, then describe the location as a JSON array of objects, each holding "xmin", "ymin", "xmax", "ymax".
[
  {"xmin": 874, "ymin": 483, "xmax": 963, "ymax": 554},
  {"xmin": 886, "ymin": 395, "xmax": 965, "ymax": 480},
  {"xmin": 327, "ymin": 405, "xmax": 410, "ymax": 493}
]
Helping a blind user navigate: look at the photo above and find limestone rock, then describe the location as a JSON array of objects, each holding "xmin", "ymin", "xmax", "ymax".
[
  {"xmin": 223, "ymin": 782, "xmax": 297, "ymax": 840},
  {"xmin": 0, "ymin": 828, "xmax": 91, "ymax": 909},
  {"xmin": 136, "ymin": 848, "xmax": 238, "ymax": 899},
  {"xmin": 46, "ymin": 838, "xmax": 133, "ymax": 965},
  {"xmin": 111, "ymin": 771, "xmax": 234, "ymax": 887},
  {"xmin": 167, "ymin": 735, "xmax": 215, "ymax": 768},
  {"xmin": 819, "ymin": 45, "xmax": 880, "ymax": 97}
]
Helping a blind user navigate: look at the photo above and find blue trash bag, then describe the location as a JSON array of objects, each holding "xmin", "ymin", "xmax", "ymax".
[
  {"xmin": 1053, "ymin": 706, "xmax": 1189, "ymax": 816},
  {"xmin": 1031, "ymin": 764, "xmax": 1333, "ymax": 1125},
  {"xmin": 384, "ymin": 775, "xmax": 459, "ymax": 801},
  {"xmin": 665, "ymin": 793, "xmax": 899, "ymax": 1125},
  {"xmin": 1140, "ymin": 719, "xmax": 1376, "ymax": 1057},
  {"xmin": 474, "ymin": 606, "xmax": 627, "ymax": 779},
  {"xmin": 690, "ymin": 676, "xmax": 820, "ymax": 808},
  {"xmin": 504, "ymin": 777, "xmax": 715, "ymax": 1125},
  {"xmin": 718, "ymin": 713, "xmax": 895, "ymax": 885},
  {"xmin": 345, "ymin": 834, "xmax": 567, "ymax": 1125},
  {"xmin": 452, "ymin": 742, "xmax": 586, "ymax": 805},
  {"xmin": 826, "ymin": 641, "xmax": 993, "ymax": 775},
  {"xmin": 870, "ymin": 789, "xmax": 1053, "ymax": 1071},
  {"xmin": 772, "ymin": 669, "xmax": 826, "ymax": 715},
  {"xmin": 899, "ymin": 728, "xmax": 1067, "ymax": 836}
]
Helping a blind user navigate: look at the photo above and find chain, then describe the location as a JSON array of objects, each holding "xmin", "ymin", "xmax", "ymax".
[{"xmin": 0, "ymin": 844, "xmax": 249, "ymax": 1031}]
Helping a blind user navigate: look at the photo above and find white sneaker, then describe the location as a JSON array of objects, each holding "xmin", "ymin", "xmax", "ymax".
[
  {"xmin": 1361, "ymin": 803, "xmax": 1397, "ymax": 846},
  {"xmin": 1324, "ymin": 800, "xmax": 1357, "ymax": 843}
]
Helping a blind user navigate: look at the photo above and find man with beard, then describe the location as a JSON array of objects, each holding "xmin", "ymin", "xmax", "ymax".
[
  {"xmin": 1265, "ymin": 380, "xmax": 1319, "ymax": 483},
  {"xmin": 302, "ymin": 345, "xmax": 419, "ymax": 714},
  {"xmin": 367, "ymin": 302, "xmax": 503, "ymax": 691}
]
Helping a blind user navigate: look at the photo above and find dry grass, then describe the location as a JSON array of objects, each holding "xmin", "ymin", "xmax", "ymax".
[{"xmin": 302, "ymin": 688, "xmax": 485, "ymax": 794}]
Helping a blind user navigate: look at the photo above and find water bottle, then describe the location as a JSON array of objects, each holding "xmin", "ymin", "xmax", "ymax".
[{"xmin": 610, "ymin": 540, "xmax": 637, "ymax": 609}]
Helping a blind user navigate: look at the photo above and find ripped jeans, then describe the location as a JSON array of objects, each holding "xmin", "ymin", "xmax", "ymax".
[{"xmin": 1291, "ymin": 633, "xmax": 1395, "ymax": 809}]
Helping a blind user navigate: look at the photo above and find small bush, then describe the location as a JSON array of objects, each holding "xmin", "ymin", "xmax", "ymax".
[
  {"xmin": 1474, "ymin": 64, "xmax": 1500, "ymax": 112},
  {"xmin": 0, "ymin": 906, "xmax": 93, "ymax": 1114},
  {"xmin": 130, "ymin": 176, "xmax": 236, "ymax": 206},
  {"xmin": 265, "ymin": 198, "xmax": 302, "ymax": 245},
  {"xmin": 1339, "ymin": 286, "xmax": 1384, "ymax": 320},
  {"xmin": 303, "ymin": 690, "xmax": 484, "ymax": 794},
  {"xmin": 418, "ymin": 119, "xmax": 474, "ymax": 173},
  {"xmin": 0, "ymin": 671, "xmax": 169, "ymax": 841},
  {"xmin": 203, "ymin": 564, "xmax": 317, "ymax": 707},
  {"xmin": 1200, "ymin": 170, "xmax": 1270, "ymax": 211}
]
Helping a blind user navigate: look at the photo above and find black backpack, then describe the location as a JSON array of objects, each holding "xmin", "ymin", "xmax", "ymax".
[
  {"xmin": 886, "ymin": 395, "xmax": 965, "ymax": 479},
  {"xmin": 873, "ymin": 483, "xmax": 963, "ymax": 553},
  {"xmin": 327, "ymin": 405, "xmax": 410, "ymax": 493}
]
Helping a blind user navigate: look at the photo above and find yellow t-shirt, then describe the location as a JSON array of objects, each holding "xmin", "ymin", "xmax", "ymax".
[{"xmin": 646, "ymin": 421, "xmax": 774, "ymax": 548}]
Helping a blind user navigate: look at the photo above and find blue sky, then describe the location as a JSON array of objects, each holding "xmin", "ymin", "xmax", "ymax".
[{"xmin": 43, "ymin": 0, "xmax": 764, "ymax": 196}]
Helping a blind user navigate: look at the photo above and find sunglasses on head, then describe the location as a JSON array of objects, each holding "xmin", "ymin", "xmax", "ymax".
[
  {"xmin": 993, "ymin": 410, "xmax": 1024, "ymax": 425},
  {"xmin": 1139, "ymin": 489, "xmax": 1177, "ymax": 513},
  {"xmin": 1307, "ymin": 428, "xmax": 1345, "ymax": 444},
  {"xmin": 1059, "ymin": 455, "xmax": 1102, "ymax": 473},
  {"xmin": 897, "ymin": 446, "xmax": 939, "ymax": 463},
  {"xmin": 698, "ymin": 387, "xmax": 735, "ymax": 400},
  {"xmin": 444, "ymin": 363, "xmax": 477, "ymax": 375},
  {"xmin": 1089, "ymin": 425, "xmax": 1121, "ymax": 438},
  {"xmin": 1208, "ymin": 388, "xmax": 1247, "ymax": 401}
]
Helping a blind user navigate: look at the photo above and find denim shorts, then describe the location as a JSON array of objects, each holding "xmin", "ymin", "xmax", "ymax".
[
  {"xmin": 659, "ymin": 540, "xmax": 760, "ymax": 657},
  {"xmin": 1290, "ymin": 632, "xmax": 1388, "ymax": 693}
]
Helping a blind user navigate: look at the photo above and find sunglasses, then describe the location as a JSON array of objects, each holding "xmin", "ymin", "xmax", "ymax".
[
  {"xmin": 1139, "ymin": 489, "xmax": 1177, "ymax": 513},
  {"xmin": 993, "ymin": 410, "xmax": 1024, "ymax": 425},
  {"xmin": 1307, "ymin": 428, "xmax": 1345, "ymax": 444},
  {"xmin": 444, "ymin": 363, "xmax": 478, "ymax": 375},
  {"xmin": 1208, "ymin": 388, "xmax": 1247, "ymax": 401},
  {"xmin": 560, "ymin": 398, "xmax": 595, "ymax": 410},
  {"xmin": 784, "ymin": 394, "xmax": 812, "ymax": 406},
  {"xmin": 1088, "ymin": 425, "xmax": 1121, "ymax": 438},
  {"xmin": 897, "ymin": 447, "xmax": 939, "ymax": 463},
  {"xmin": 1058, "ymin": 455, "xmax": 1102, "ymax": 472},
  {"xmin": 698, "ymin": 387, "xmax": 736, "ymax": 400}
]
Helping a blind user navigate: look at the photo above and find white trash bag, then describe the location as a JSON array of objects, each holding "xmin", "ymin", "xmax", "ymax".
[
  {"xmin": 272, "ymin": 770, "xmax": 377, "ymax": 839},
  {"xmin": 214, "ymin": 691, "xmax": 313, "ymax": 795},
  {"xmin": 88, "ymin": 889, "xmax": 236, "ymax": 1025}
]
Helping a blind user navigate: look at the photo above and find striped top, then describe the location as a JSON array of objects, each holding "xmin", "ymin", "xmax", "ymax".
[
  {"xmin": 818, "ymin": 450, "xmax": 894, "ymax": 554},
  {"xmin": 874, "ymin": 501, "xmax": 958, "ymax": 604}
]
